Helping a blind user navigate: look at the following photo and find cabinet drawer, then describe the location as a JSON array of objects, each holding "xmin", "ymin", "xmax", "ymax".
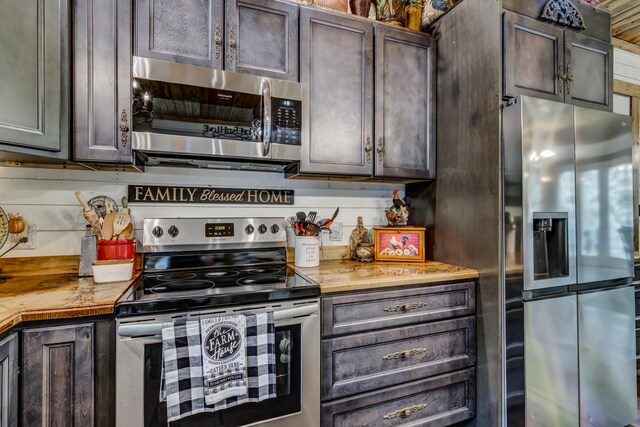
[
  {"xmin": 322, "ymin": 316, "xmax": 476, "ymax": 400},
  {"xmin": 322, "ymin": 281, "xmax": 475, "ymax": 337},
  {"xmin": 321, "ymin": 368, "xmax": 475, "ymax": 427}
]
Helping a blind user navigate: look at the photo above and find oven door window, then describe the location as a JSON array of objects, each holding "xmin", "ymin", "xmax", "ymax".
[
  {"xmin": 144, "ymin": 325, "xmax": 301, "ymax": 427},
  {"xmin": 133, "ymin": 78, "xmax": 263, "ymax": 143}
]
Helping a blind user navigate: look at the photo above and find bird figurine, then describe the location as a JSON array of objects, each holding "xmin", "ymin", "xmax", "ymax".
[
  {"xmin": 392, "ymin": 189, "xmax": 412, "ymax": 209},
  {"xmin": 385, "ymin": 209, "xmax": 399, "ymax": 224}
]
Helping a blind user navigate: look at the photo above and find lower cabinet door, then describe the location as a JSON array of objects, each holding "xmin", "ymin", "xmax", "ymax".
[
  {"xmin": 322, "ymin": 316, "xmax": 476, "ymax": 400},
  {"xmin": 22, "ymin": 324, "xmax": 94, "ymax": 426},
  {"xmin": 0, "ymin": 333, "xmax": 18, "ymax": 427},
  {"xmin": 321, "ymin": 368, "xmax": 476, "ymax": 427}
]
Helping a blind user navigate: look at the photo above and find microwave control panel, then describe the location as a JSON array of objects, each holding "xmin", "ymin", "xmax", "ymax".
[{"xmin": 272, "ymin": 98, "xmax": 301, "ymax": 146}]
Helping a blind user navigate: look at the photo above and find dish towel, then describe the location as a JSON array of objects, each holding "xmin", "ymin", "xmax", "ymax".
[
  {"xmin": 200, "ymin": 315, "xmax": 248, "ymax": 405},
  {"xmin": 161, "ymin": 313, "xmax": 277, "ymax": 422}
]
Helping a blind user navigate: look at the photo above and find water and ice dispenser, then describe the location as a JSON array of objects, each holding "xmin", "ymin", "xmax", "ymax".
[{"xmin": 532, "ymin": 213, "xmax": 569, "ymax": 281}]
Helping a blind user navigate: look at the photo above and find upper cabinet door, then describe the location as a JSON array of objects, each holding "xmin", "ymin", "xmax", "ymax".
[
  {"xmin": 564, "ymin": 31, "xmax": 613, "ymax": 112},
  {"xmin": 504, "ymin": 11, "xmax": 564, "ymax": 103},
  {"xmin": 225, "ymin": 0, "xmax": 299, "ymax": 81},
  {"xmin": 374, "ymin": 26, "xmax": 435, "ymax": 179},
  {"xmin": 73, "ymin": 0, "xmax": 132, "ymax": 163},
  {"xmin": 300, "ymin": 7, "xmax": 374, "ymax": 176},
  {"xmin": 0, "ymin": 0, "xmax": 69, "ymax": 157},
  {"xmin": 135, "ymin": 0, "xmax": 224, "ymax": 68}
]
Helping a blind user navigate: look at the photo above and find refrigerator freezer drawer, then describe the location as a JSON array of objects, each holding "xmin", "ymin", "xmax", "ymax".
[
  {"xmin": 578, "ymin": 286, "xmax": 637, "ymax": 427},
  {"xmin": 525, "ymin": 295, "xmax": 579, "ymax": 427}
]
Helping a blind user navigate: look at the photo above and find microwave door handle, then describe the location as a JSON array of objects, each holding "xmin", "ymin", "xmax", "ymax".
[
  {"xmin": 117, "ymin": 303, "xmax": 319, "ymax": 338},
  {"xmin": 262, "ymin": 78, "xmax": 272, "ymax": 157}
]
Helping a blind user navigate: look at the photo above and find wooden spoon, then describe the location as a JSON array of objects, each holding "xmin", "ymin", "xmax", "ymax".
[
  {"xmin": 102, "ymin": 202, "xmax": 116, "ymax": 240},
  {"xmin": 116, "ymin": 223, "xmax": 133, "ymax": 240},
  {"xmin": 112, "ymin": 212, "xmax": 130, "ymax": 240}
]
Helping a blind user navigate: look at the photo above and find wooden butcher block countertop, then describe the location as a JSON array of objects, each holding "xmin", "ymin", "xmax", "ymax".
[
  {"xmin": 0, "ymin": 256, "xmax": 139, "ymax": 335},
  {"xmin": 290, "ymin": 259, "xmax": 478, "ymax": 294}
]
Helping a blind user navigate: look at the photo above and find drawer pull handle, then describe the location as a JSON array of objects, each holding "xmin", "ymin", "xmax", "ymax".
[
  {"xmin": 383, "ymin": 403, "xmax": 427, "ymax": 420},
  {"xmin": 383, "ymin": 348, "xmax": 427, "ymax": 360},
  {"xmin": 383, "ymin": 302, "xmax": 425, "ymax": 312}
]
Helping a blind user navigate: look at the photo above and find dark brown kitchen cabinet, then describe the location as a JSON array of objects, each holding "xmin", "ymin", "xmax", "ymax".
[
  {"xmin": 374, "ymin": 25, "xmax": 435, "ymax": 179},
  {"xmin": 22, "ymin": 324, "xmax": 94, "ymax": 426},
  {"xmin": 503, "ymin": 11, "xmax": 564, "ymax": 104},
  {"xmin": 73, "ymin": 0, "xmax": 133, "ymax": 163},
  {"xmin": 320, "ymin": 281, "xmax": 476, "ymax": 426},
  {"xmin": 135, "ymin": 0, "xmax": 299, "ymax": 81},
  {"xmin": 299, "ymin": 7, "xmax": 436, "ymax": 180},
  {"xmin": 504, "ymin": 10, "xmax": 613, "ymax": 111},
  {"xmin": 225, "ymin": 0, "xmax": 299, "ymax": 81},
  {"xmin": 0, "ymin": 333, "xmax": 18, "ymax": 427},
  {"xmin": 135, "ymin": 0, "xmax": 225, "ymax": 69},
  {"xmin": 564, "ymin": 31, "xmax": 613, "ymax": 110},
  {"xmin": 299, "ymin": 6, "xmax": 374, "ymax": 176},
  {"xmin": 0, "ymin": 0, "xmax": 69, "ymax": 159}
]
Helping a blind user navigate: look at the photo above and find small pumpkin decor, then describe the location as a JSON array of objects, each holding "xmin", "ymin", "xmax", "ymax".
[{"xmin": 8, "ymin": 214, "xmax": 26, "ymax": 235}]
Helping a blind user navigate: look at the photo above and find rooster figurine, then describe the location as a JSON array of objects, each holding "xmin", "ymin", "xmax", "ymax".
[
  {"xmin": 392, "ymin": 189, "xmax": 412, "ymax": 209},
  {"xmin": 386, "ymin": 189, "xmax": 410, "ymax": 226}
]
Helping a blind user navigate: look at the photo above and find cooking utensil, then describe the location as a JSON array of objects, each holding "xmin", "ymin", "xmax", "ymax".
[
  {"xmin": 75, "ymin": 191, "xmax": 103, "ymax": 239},
  {"xmin": 121, "ymin": 196, "xmax": 129, "ymax": 215},
  {"xmin": 307, "ymin": 211, "xmax": 317, "ymax": 223},
  {"xmin": 116, "ymin": 223, "xmax": 133, "ymax": 240},
  {"xmin": 301, "ymin": 222, "xmax": 322, "ymax": 236},
  {"xmin": 112, "ymin": 212, "xmax": 130, "ymax": 240},
  {"xmin": 317, "ymin": 207, "xmax": 340, "ymax": 228},
  {"xmin": 102, "ymin": 202, "xmax": 116, "ymax": 240},
  {"xmin": 296, "ymin": 212, "xmax": 306, "ymax": 223}
]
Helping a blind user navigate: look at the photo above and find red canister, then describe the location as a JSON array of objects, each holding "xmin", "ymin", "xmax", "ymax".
[{"xmin": 97, "ymin": 239, "xmax": 137, "ymax": 261}]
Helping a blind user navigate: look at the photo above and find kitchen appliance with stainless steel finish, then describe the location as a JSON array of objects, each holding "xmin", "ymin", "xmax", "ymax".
[
  {"xmin": 131, "ymin": 57, "xmax": 302, "ymax": 172},
  {"xmin": 503, "ymin": 96, "xmax": 636, "ymax": 426},
  {"xmin": 115, "ymin": 217, "xmax": 320, "ymax": 427}
]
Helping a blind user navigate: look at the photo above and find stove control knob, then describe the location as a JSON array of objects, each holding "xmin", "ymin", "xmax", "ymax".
[
  {"xmin": 258, "ymin": 224, "xmax": 267, "ymax": 234},
  {"xmin": 245, "ymin": 224, "xmax": 255, "ymax": 234},
  {"xmin": 168, "ymin": 225, "xmax": 179, "ymax": 238},
  {"xmin": 271, "ymin": 224, "xmax": 280, "ymax": 234},
  {"xmin": 152, "ymin": 226, "xmax": 164, "ymax": 238}
]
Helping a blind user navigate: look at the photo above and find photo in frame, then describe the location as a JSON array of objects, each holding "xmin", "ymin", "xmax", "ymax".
[{"xmin": 373, "ymin": 227, "xmax": 426, "ymax": 262}]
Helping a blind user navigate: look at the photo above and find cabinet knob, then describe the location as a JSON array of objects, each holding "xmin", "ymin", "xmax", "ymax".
[
  {"xmin": 119, "ymin": 109, "xmax": 129, "ymax": 148},
  {"xmin": 376, "ymin": 138, "xmax": 384, "ymax": 166},
  {"xmin": 214, "ymin": 24, "xmax": 222, "ymax": 60}
]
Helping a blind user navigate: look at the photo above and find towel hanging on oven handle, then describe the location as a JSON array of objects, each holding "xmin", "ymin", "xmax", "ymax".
[{"xmin": 117, "ymin": 302, "xmax": 319, "ymax": 338}]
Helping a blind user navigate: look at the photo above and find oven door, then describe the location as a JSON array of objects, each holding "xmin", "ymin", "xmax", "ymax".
[
  {"xmin": 116, "ymin": 300, "xmax": 319, "ymax": 427},
  {"xmin": 131, "ymin": 57, "xmax": 301, "ymax": 162}
]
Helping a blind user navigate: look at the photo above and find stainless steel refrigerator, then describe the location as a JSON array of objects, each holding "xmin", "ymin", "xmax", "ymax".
[{"xmin": 503, "ymin": 96, "xmax": 636, "ymax": 426}]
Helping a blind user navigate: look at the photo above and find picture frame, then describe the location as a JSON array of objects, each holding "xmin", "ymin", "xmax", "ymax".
[{"xmin": 373, "ymin": 226, "xmax": 426, "ymax": 262}]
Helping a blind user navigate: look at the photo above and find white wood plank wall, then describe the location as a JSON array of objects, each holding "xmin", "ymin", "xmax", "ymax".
[
  {"xmin": 615, "ymin": 48, "xmax": 640, "ymax": 86},
  {"xmin": 0, "ymin": 166, "xmax": 403, "ymax": 257}
]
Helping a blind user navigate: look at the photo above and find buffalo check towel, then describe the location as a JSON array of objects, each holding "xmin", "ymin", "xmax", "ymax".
[{"xmin": 161, "ymin": 313, "xmax": 276, "ymax": 423}]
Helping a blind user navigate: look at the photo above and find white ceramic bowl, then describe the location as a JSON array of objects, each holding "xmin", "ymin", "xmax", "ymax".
[{"xmin": 92, "ymin": 260, "xmax": 134, "ymax": 283}]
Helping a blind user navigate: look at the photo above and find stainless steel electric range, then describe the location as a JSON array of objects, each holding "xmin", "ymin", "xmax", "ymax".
[{"xmin": 115, "ymin": 217, "xmax": 320, "ymax": 427}]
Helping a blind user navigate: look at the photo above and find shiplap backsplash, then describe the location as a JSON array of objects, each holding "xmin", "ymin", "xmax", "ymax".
[{"xmin": 0, "ymin": 166, "xmax": 403, "ymax": 257}]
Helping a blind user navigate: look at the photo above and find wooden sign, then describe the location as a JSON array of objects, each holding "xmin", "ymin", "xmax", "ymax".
[{"xmin": 128, "ymin": 185, "xmax": 294, "ymax": 205}]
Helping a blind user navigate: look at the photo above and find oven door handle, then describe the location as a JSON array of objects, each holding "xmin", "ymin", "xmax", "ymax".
[{"xmin": 117, "ymin": 303, "xmax": 319, "ymax": 338}]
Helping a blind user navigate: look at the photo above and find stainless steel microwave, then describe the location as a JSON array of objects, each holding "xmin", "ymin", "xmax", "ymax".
[{"xmin": 131, "ymin": 56, "xmax": 302, "ymax": 171}]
